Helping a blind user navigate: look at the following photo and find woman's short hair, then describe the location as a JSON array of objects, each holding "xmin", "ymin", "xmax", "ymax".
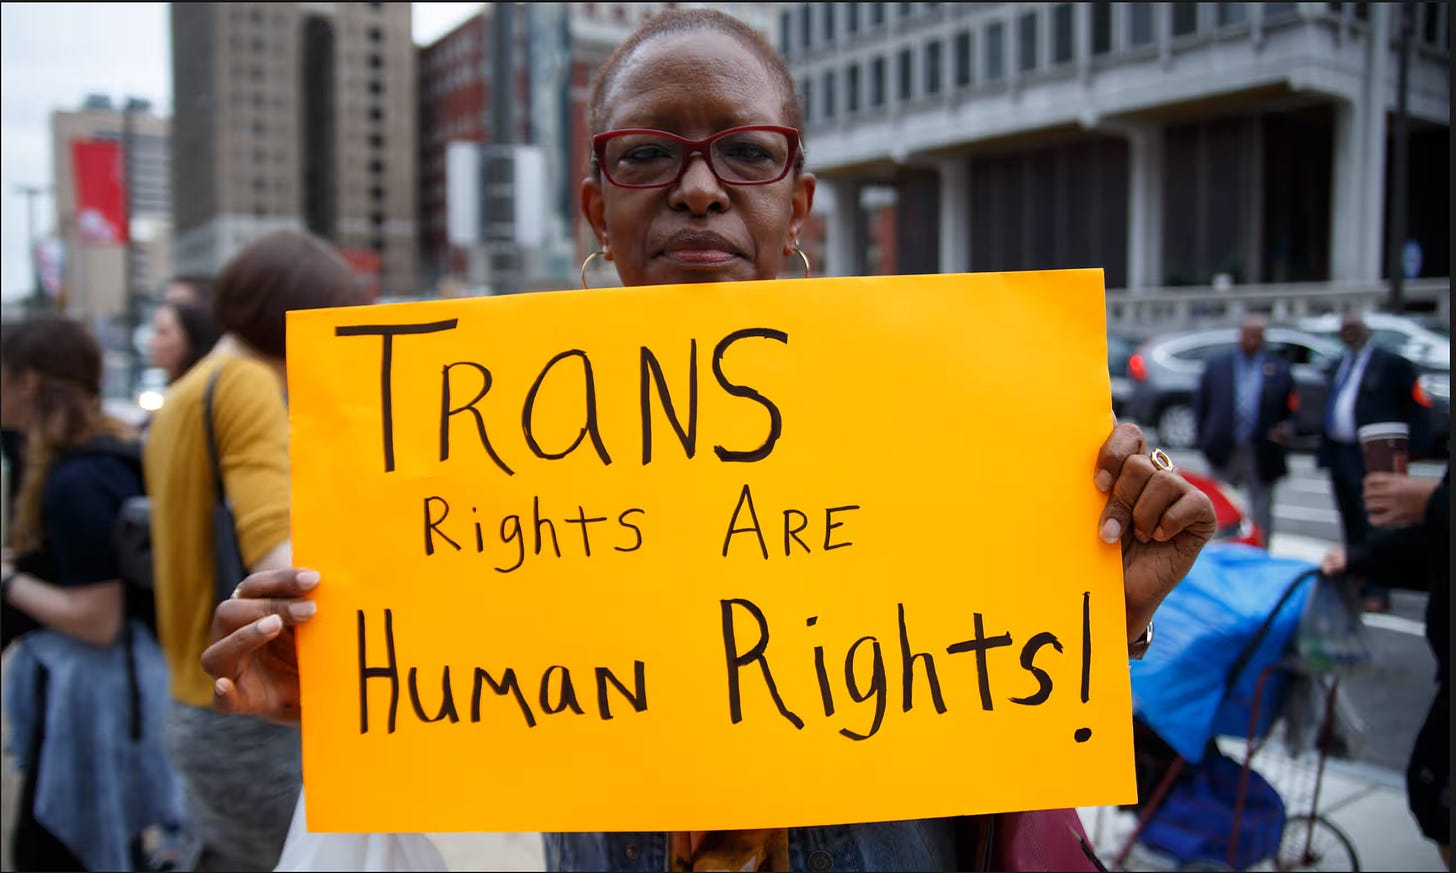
[
  {"xmin": 212, "ymin": 229, "xmax": 363, "ymax": 359},
  {"xmin": 587, "ymin": 9, "xmax": 804, "ymax": 155}
]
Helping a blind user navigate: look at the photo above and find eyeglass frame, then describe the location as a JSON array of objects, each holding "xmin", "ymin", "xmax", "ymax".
[{"xmin": 590, "ymin": 124, "xmax": 802, "ymax": 190}]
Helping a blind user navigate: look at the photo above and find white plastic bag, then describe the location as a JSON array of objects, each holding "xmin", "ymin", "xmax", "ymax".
[{"xmin": 274, "ymin": 790, "xmax": 448, "ymax": 872}]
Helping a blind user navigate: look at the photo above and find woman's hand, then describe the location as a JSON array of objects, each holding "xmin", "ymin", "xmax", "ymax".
[
  {"xmin": 1094, "ymin": 423, "xmax": 1217, "ymax": 644},
  {"xmin": 199, "ymin": 568, "xmax": 320, "ymax": 725}
]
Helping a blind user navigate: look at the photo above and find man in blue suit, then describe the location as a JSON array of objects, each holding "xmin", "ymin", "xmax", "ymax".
[
  {"xmin": 1319, "ymin": 311, "xmax": 1420, "ymax": 612},
  {"xmin": 1194, "ymin": 314, "xmax": 1295, "ymax": 544}
]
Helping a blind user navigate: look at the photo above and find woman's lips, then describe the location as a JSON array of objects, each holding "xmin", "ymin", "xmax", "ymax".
[
  {"xmin": 661, "ymin": 231, "xmax": 740, "ymax": 266},
  {"xmin": 664, "ymin": 248, "xmax": 737, "ymax": 265}
]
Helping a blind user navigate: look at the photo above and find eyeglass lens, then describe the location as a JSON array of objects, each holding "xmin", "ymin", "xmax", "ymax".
[{"xmin": 601, "ymin": 129, "xmax": 792, "ymax": 186}]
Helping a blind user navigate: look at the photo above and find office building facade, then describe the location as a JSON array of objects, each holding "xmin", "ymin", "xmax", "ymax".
[
  {"xmin": 171, "ymin": 1, "xmax": 418, "ymax": 295},
  {"xmin": 783, "ymin": 2, "xmax": 1450, "ymax": 293}
]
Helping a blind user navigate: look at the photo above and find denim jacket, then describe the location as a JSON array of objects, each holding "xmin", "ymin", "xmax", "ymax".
[{"xmin": 544, "ymin": 819, "xmax": 957, "ymax": 872}]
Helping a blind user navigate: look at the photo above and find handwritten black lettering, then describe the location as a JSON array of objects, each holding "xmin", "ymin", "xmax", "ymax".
[
  {"xmin": 335, "ymin": 320, "xmax": 459, "ymax": 473},
  {"xmin": 711, "ymin": 328, "xmax": 788, "ymax": 462}
]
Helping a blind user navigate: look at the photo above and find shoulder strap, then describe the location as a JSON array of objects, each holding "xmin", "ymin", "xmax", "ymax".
[{"xmin": 204, "ymin": 364, "xmax": 227, "ymax": 503}]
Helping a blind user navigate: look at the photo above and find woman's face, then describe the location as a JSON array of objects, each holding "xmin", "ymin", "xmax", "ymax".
[
  {"xmin": 149, "ymin": 305, "xmax": 187, "ymax": 379},
  {"xmin": 581, "ymin": 31, "xmax": 815, "ymax": 287}
]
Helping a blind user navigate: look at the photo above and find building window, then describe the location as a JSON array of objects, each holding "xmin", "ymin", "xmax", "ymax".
[
  {"xmin": 1216, "ymin": 3, "xmax": 1247, "ymax": 27},
  {"xmin": 986, "ymin": 21, "xmax": 1005, "ymax": 81},
  {"xmin": 870, "ymin": 3, "xmax": 886, "ymax": 27},
  {"xmin": 1128, "ymin": 3, "xmax": 1154, "ymax": 46},
  {"xmin": 897, "ymin": 46, "xmax": 913, "ymax": 100},
  {"xmin": 368, "ymin": 25, "xmax": 382, "ymax": 42},
  {"xmin": 1264, "ymin": 2, "xmax": 1298, "ymax": 20},
  {"xmin": 847, "ymin": 63, "xmax": 861, "ymax": 113},
  {"xmin": 779, "ymin": 9, "xmax": 792, "ymax": 56},
  {"xmin": 899, "ymin": 3, "xmax": 914, "ymax": 20},
  {"xmin": 1052, "ymin": 4, "xmax": 1074, "ymax": 64},
  {"xmin": 925, "ymin": 39, "xmax": 942, "ymax": 95},
  {"xmin": 1017, "ymin": 11, "xmax": 1037, "ymax": 72},
  {"xmin": 847, "ymin": 2, "xmax": 860, "ymax": 34},
  {"xmin": 823, "ymin": 3, "xmax": 835, "ymax": 42},
  {"xmin": 1092, "ymin": 2, "xmax": 1113, "ymax": 55},
  {"xmin": 799, "ymin": 4, "xmax": 812, "ymax": 48},
  {"xmin": 954, "ymin": 30, "xmax": 973, "ymax": 86},
  {"xmin": 1173, "ymin": 2, "xmax": 1199, "ymax": 35},
  {"xmin": 822, "ymin": 69, "xmax": 836, "ymax": 119},
  {"xmin": 802, "ymin": 77, "xmax": 814, "ymax": 123},
  {"xmin": 870, "ymin": 55, "xmax": 886, "ymax": 107}
]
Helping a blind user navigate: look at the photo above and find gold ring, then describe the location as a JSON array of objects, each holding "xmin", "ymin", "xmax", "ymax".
[
  {"xmin": 230, "ymin": 583, "xmax": 245, "ymax": 600},
  {"xmin": 1149, "ymin": 448, "xmax": 1174, "ymax": 472}
]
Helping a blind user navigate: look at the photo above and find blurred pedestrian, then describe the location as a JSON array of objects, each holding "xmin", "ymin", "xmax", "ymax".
[
  {"xmin": 1317, "ymin": 311, "xmax": 1420, "ymax": 613},
  {"xmin": 143, "ymin": 229, "xmax": 363, "ymax": 871},
  {"xmin": 0, "ymin": 315, "xmax": 184, "ymax": 871},
  {"xmin": 1321, "ymin": 465, "xmax": 1449, "ymax": 866},
  {"xmin": 149, "ymin": 276, "xmax": 221, "ymax": 385},
  {"xmin": 1193, "ymin": 313, "xmax": 1295, "ymax": 545}
]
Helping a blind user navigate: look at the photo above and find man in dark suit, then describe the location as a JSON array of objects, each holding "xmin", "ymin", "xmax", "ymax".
[
  {"xmin": 1194, "ymin": 313, "xmax": 1295, "ymax": 544},
  {"xmin": 1318, "ymin": 311, "xmax": 1420, "ymax": 612}
]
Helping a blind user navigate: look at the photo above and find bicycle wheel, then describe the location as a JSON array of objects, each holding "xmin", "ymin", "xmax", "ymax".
[{"xmin": 1276, "ymin": 813, "xmax": 1359, "ymax": 871}]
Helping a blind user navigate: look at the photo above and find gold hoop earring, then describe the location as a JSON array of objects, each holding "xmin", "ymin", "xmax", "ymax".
[
  {"xmin": 581, "ymin": 250, "xmax": 607, "ymax": 290},
  {"xmin": 792, "ymin": 245, "xmax": 812, "ymax": 280}
]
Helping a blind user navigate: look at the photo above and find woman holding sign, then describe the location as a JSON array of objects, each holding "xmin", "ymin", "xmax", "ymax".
[{"xmin": 202, "ymin": 9, "xmax": 1216, "ymax": 872}]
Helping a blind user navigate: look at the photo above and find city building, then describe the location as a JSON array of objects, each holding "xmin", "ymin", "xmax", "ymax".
[
  {"xmin": 782, "ymin": 2, "xmax": 1450, "ymax": 301},
  {"xmin": 50, "ymin": 94, "xmax": 172, "ymax": 323},
  {"xmin": 417, "ymin": 2, "xmax": 777, "ymax": 295},
  {"xmin": 170, "ymin": 2, "xmax": 418, "ymax": 296}
]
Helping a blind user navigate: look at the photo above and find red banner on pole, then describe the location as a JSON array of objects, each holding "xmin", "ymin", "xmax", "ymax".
[{"xmin": 71, "ymin": 138, "xmax": 128, "ymax": 244}]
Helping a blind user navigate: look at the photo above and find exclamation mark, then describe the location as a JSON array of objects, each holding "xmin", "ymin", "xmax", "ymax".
[{"xmin": 1074, "ymin": 591, "xmax": 1092, "ymax": 744}]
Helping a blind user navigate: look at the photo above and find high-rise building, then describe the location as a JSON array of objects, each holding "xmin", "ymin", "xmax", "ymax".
[
  {"xmin": 50, "ymin": 94, "xmax": 172, "ymax": 322},
  {"xmin": 171, "ymin": 2, "xmax": 418, "ymax": 296}
]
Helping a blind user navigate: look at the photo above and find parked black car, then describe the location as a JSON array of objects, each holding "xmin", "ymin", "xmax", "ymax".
[{"xmin": 1126, "ymin": 326, "xmax": 1343, "ymax": 450}]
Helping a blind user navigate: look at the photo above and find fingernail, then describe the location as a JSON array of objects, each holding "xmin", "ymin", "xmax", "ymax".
[
  {"xmin": 296, "ymin": 570, "xmax": 321, "ymax": 589},
  {"xmin": 259, "ymin": 614, "xmax": 283, "ymax": 635},
  {"xmin": 214, "ymin": 678, "xmax": 228, "ymax": 697},
  {"xmin": 1134, "ymin": 529, "xmax": 1150, "ymax": 544},
  {"xmin": 1095, "ymin": 471, "xmax": 1113, "ymax": 492},
  {"xmin": 1100, "ymin": 519, "xmax": 1122, "ymax": 543},
  {"xmin": 1153, "ymin": 526, "xmax": 1168, "ymax": 542},
  {"xmin": 289, "ymin": 600, "xmax": 317, "ymax": 621}
]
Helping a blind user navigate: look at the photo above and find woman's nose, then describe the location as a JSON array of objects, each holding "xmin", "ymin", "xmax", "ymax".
[{"xmin": 669, "ymin": 153, "xmax": 730, "ymax": 214}]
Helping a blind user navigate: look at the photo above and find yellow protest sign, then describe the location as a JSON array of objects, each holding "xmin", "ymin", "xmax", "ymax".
[{"xmin": 287, "ymin": 270, "xmax": 1134, "ymax": 833}]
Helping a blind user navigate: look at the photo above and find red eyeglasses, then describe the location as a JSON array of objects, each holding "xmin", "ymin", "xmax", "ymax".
[{"xmin": 592, "ymin": 125, "xmax": 801, "ymax": 189}]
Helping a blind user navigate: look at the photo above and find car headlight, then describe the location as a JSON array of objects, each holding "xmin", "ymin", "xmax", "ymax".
[{"xmin": 1417, "ymin": 372, "xmax": 1450, "ymax": 404}]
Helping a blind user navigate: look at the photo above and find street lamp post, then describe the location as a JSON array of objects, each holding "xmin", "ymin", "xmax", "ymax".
[{"xmin": 12, "ymin": 183, "xmax": 52, "ymax": 311}]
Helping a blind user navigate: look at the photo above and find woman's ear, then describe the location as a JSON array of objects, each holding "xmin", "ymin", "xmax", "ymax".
[
  {"xmin": 580, "ymin": 176, "xmax": 609, "ymax": 252},
  {"xmin": 785, "ymin": 171, "xmax": 816, "ymax": 254}
]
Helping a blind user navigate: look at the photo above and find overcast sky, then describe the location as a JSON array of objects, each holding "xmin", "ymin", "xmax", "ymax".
[{"xmin": 0, "ymin": 2, "xmax": 483, "ymax": 303}]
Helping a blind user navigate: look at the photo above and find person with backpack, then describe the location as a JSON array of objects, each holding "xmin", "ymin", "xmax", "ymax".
[{"xmin": 0, "ymin": 315, "xmax": 185, "ymax": 871}]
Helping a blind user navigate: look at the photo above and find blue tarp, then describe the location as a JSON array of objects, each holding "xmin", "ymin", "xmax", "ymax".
[{"xmin": 1129, "ymin": 543, "xmax": 1316, "ymax": 763}]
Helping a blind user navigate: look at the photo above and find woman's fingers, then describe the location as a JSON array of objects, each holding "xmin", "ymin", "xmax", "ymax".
[
  {"xmin": 1130, "ymin": 467, "xmax": 1188, "ymax": 542},
  {"xmin": 1099, "ymin": 450, "xmax": 1156, "ymax": 543},
  {"xmin": 234, "ymin": 567, "xmax": 321, "ymax": 601},
  {"xmin": 201, "ymin": 613, "xmax": 285, "ymax": 681},
  {"xmin": 1094, "ymin": 423, "xmax": 1147, "ymax": 494}
]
